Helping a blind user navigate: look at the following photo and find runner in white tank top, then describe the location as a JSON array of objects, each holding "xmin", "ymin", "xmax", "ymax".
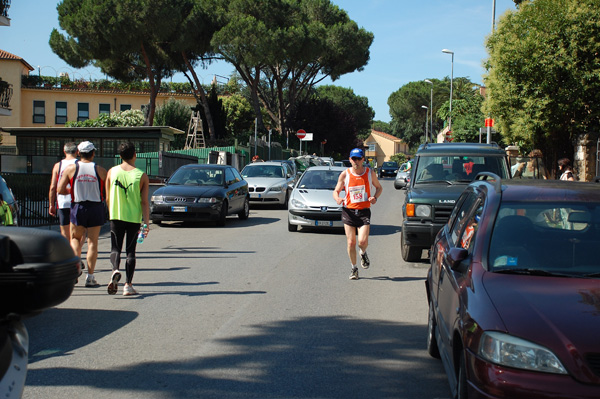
[
  {"xmin": 71, "ymin": 161, "xmax": 103, "ymax": 203},
  {"xmin": 57, "ymin": 158, "xmax": 77, "ymax": 208},
  {"xmin": 49, "ymin": 142, "xmax": 79, "ymax": 241},
  {"xmin": 58, "ymin": 141, "xmax": 108, "ymax": 288}
]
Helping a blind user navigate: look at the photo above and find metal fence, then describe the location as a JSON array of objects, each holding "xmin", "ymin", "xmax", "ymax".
[
  {"xmin": 2, "ymin": 173, "xmax": 57, "ymax": 227},
  {"xmin": 0, "ymin": 143, "xmax": 288, "ymax": 227}
]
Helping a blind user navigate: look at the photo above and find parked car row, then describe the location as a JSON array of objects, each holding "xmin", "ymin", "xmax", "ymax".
[{"xmin": 149, "ymin": 157, "xmax": 343, "ymax": 226}]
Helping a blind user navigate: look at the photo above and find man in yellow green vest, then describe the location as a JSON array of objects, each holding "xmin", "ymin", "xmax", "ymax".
[{"xmin": 105, "ymin": 142, "xmax": 150, "ymax": 296}]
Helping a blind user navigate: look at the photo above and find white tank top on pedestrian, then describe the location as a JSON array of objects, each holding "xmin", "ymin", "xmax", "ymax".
[
  {"xmin": 57, "ymin": 158, "xmax": 77, "ymax": 209},
  {"xmin": 72, "ymin": 162, "xmax": 103, "ymax": 203}
]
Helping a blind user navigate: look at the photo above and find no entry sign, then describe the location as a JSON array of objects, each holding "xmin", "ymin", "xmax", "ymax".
[{"xmin": 296, "ymin": 129, "xmax": 306, "ymax": 139}]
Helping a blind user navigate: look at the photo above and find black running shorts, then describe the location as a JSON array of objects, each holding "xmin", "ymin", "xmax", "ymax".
[
  {"xmin": 57, "ymin": 208, "xmax": 71, "ymax": 226},
  {"xmin": 70, "ymin": 202, "xmax": 106, "ymax": 228},
  {"xmin": 341, "ymin": 207, "xmax": 371, "ymax": 227}
]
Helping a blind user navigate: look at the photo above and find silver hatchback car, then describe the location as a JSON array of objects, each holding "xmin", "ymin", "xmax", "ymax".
[
  {"xmin": 287, "ymin": 166, "xmax": 346, "ymax": 232},
  {"xmin": 394, "ymin": 162, "xmax": 410, "ymax": 189}
]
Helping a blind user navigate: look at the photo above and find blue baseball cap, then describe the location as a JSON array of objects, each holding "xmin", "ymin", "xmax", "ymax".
[{"xmin": 349, "ymin": 148, "xmax": 364, "ymax": 158}]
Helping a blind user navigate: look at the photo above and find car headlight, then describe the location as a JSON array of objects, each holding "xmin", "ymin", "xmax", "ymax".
[
  {"xmin": 268, "ymin": 184, "xmax": 285, "ymax": 192},
  {"xmin": 415, "ymin": 205, "xmax": 431, "ymax": 217},
  {"xmin": 151, "ymin": 195, "xmax": 165, "ymax": 204},
  {"xmin": 197, "ymin": 197, "xmax": 217, "ymax": 203},
  {"xmin": 291, "ymin": 198, "xmax": 307, "ymax": 209},
  {"xmin": 479, "ymin": 331, "xmax": 567, "ymax": 374}
]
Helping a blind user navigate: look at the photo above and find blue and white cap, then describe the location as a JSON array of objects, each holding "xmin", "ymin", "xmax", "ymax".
[{"xmin": 349, "ymin": 148, "xmax": 364, "ymax": 158}]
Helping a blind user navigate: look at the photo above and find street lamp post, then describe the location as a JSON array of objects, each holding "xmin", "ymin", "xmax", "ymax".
[
  {"xmin": 424, "ymin": 79, "xmax": 434, "ymax": 142},
  {"xmin": 421, "ymin": 105, "xmax": 429, "ymax": 143},
  {"xmin": 442, "ymin": 49, "xmax": 454, "ymax": 133}
]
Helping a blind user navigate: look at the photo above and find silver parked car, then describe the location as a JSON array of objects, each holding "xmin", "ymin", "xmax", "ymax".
[
  {"xmin": 241, "ymin": 161, "xmax": 295, "ymax": 208},
  {"xmin": 288, "ymin": 166, "xmax": 346, "ymax": 232},
  {"xmin": 394, "ymin": 162, "xmax": 410, "ymax": 189}
]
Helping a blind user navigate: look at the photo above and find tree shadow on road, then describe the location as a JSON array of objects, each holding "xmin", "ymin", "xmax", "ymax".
[{"xmin": 24, "ymin": 315, "xmax": 450, "ymax": 398}]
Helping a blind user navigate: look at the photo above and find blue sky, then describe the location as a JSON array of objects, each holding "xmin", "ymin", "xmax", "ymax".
[{"xmin": 2, "ymin": 0, "xmax": 516, "ymax": 123}]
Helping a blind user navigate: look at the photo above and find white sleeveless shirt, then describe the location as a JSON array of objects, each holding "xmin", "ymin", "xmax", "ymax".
[
  {"xmin": 71, "ymin": 162, "xmax": 103, "ymax": 203},
  {"xmin": 57, "ymin": 158, "xmax": 77, "ymax": 208}
]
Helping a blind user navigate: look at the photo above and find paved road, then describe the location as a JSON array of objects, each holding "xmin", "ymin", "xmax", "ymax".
[{"xmin": 22, "ymin": 178, "xmax": 451, "ymax": 399}]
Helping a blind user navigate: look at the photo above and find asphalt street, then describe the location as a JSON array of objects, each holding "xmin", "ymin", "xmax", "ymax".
[{"xmin": 22, "ymin": 178, "xmax": 451, "ymax": 399}]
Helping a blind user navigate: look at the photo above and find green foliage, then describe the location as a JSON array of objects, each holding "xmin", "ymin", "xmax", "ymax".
[
  {"xmin": 389, "ymin": 77, "xmax": 483, "ymax": 148},
  {"xmin": 389, "ymin": 153, "xmax": 408, "ymax": 165},
  {"xmin": 66, "ymin": 110, "xmax": 145, "ymax": 127},
  {"xmin": 437, "ymin": 94, "xmax": 486, "ymax": 143},
  {"xmin": 483, "ymin": 0, "xmax": 600, "ymax": 159},
  {"xmin": 50, "ymin": 0, "xmax": 201, "ymax": 125},
  {"xmin": 372, "ymin": 121, "xmax": 391, "ymax": 134},
  {"xmin": 154, "ymin": 99, "xmax": 193, "ymax": 150},
  {"xmin": 290, "ymin": 95, "xmax": 361, "ymax": 156},
  {"xmin": 212, "ymin": 0, "xmax": 374, "ymax": 136},
  {"xmin": 222, "ymin": 94, "xmax": 255, "ymax": 140},
  {"xmin": 388, "ymin": 81, "xmax": 434, "ymax": 149},
  {"xmin": 315, "ymin": 85, "xmax": 374, "ymax": 137},
  {"xmin": 154, "ymin": 99, "xmax": 192, "ymax": 131}
]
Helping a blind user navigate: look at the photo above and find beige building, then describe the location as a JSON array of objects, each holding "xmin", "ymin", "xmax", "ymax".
[
  {"xmin": 364, "ymin": 129, "xmax": 409, "ymax": 167},
  {"xmin": 0, "ymin": 49, "xmax": 197, "ymax": 150}
]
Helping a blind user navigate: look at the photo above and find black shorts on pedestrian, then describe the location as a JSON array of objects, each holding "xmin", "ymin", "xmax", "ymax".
[
  {"xmin": 58, "ymin": 208, "xmax": 71, "ymax": 226},
  {"xmin": 70, "ymin": 201, "xmax": 106, "ymax": 228},
  {"xmin": 342, "ymin": 207, "xmax": 371, "ymax": 228}
]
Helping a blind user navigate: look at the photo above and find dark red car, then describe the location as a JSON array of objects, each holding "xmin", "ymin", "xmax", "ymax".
[{"xmin": 426, "ymin": 174, "xmax": 600, "ymax": 398}]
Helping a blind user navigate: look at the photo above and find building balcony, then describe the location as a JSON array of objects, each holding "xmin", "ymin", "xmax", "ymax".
[
  {"xmin": 0, "ymin": 0, "xmax": 10, "ymax": 26},
  {"xmin": 0, "ymin": 82, "xmax": 12, "ymax": 116}
]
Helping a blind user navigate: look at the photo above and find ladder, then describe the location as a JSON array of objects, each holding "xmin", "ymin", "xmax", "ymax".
[{"xmin": 184, "ymin": 111, "xmax": 205, "ymax": 149}]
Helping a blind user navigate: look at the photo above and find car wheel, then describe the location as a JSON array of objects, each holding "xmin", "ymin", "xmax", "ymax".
[
  {"xmin": 238, "ymin": 197, "xmax": 250, "ymax": 220},
  {"xmin": 394, "ymin": 182, "xmax": 401, "ymax": 190},
  {"xmin": 216, "ymin": 200, "xmax": 228, "ymax": 227},
  {"xmin": 457, "ymin": 350, "xmax": 468, "ymax": 399},
  {"xmin": 401, "ymin": 230, "xmax": 421, "ymax": 262},
  {"xmin": 427, "ymin": 300, "xmax": 441, "ymax": 359},
  {"xmin": 288, "ymin": 220, "xmax": 298, "ymax": 232}
]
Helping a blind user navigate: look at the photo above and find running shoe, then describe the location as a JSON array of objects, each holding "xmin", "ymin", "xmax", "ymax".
[
  {"xmin": 360, "ymin": 251, "xmax": 370, "ymax": 269},
  {"xmin": 123, "ymin": 284, "xmax": 138, "ymax": 296},
  {"xmin": 349, "ymin": 267, "xmax": 359, "ymax": 280},
  {"xmin": 85, "ymin": 275, "xmax": 99, "ymax": 287},
  {"xmin": 107, "ymin": 270, "xmax": 121, "ymax": 295}
]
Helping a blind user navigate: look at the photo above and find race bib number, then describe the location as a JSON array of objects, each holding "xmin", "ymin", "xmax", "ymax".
[{"xmin": 349, "ymin": 185, "xmax": 367, "ymax": 203}]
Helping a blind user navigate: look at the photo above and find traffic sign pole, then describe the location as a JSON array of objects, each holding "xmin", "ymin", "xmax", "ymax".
[{"xmin": 296, "ymin": 129, "xmax": 306, "ymax": 155}]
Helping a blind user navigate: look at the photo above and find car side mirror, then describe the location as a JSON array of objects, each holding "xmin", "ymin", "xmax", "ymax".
[{"xmin": 448, "ymin": 247, "xmax": 469, "ymax": 273}]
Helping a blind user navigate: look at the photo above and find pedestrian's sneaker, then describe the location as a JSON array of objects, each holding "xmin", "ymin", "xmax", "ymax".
[
  {"xmin": 123, "ymin": 284, "xmax": 138, "ymax": 296},
  {"xmin": 85, "ymin": 275, "xmax": 99, "ymax": 287},
  {"xmin": 349, "ymin": 267, "xmax": 359, "ymax": 280},
  {"xmin": 107, "ymin": 270, "xmax": 121, "ymax": 295},
  {"xmin": 360, "ymin": 251, "xmax": 370, "ymax": 269}
]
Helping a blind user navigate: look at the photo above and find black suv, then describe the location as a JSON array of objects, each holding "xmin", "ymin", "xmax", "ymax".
[{"xmin": 401, "ymin": 143, "xmax": 510, "ymax": 262}]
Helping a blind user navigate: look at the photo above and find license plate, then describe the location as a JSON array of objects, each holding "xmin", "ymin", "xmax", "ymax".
[
  {"xmin": 316, "ymin": 221, "xmax": 332, "ymax": 227},
  {"xmin": 171, "ymin": 206, "xmax": 187, "ymax": 212}
]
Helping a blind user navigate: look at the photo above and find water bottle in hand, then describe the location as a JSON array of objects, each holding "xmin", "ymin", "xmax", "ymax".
[{"xmin": 137, "ymin": 224, "xmax": 147, "ymax": 244}]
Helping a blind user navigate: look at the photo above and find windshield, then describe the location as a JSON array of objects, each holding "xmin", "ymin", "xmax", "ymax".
[
  {"xmin": 297, "ymin": 170, "xmax": 342, "ymax": 190},
  {"xmin": 168, "ymin": 168, "xmax": 224, "ymax": 186},
  {"xmin": 414, "ymin": 155, "xmax": 509, "ymax": 184},
  {"xmin": 382, "ymin": 162, "xmax": 398, "ymax": 168},
  {"xmin": 241, "ymin": 165, "xmax": 284, "ymax": 178},
  {"xmin": 489, "ymin": 202, "xmax": 600, "ymax": 277}
]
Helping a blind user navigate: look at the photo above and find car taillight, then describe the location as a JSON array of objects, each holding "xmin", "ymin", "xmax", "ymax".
[{"xmin": 406, "ymin": 203, "xmax": 415, "ymax": 217}]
